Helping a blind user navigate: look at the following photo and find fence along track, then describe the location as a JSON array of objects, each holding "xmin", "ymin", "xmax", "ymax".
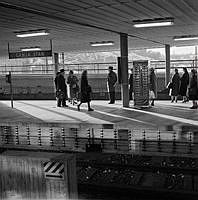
[{"xmin": 0, "ymin": 124, "xmax": 198, "ymax": 157}]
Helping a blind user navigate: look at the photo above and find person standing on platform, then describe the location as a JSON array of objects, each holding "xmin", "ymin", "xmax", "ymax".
[
  {"xmin": 56, "ymin": 69, "xmax": 68, "ymax": 107},
  {"xmin": 188, "ymin": 69, "xmax": 198, "ymax": 109},
  {"xmin": 171, "ymin": 68, "xmax": 180, "ymax": 103},
  {"xmin": 179, "ymin": 67, "xmax": 189, "ymax": 103},
  {"xmin": 67, "ymin": 70, "xmax": 79, "ymax": 105},
  {"xmin": 107, "ymin": 66, "xmax": 117, "ymax": 104},
  {"xmin": 149, "ymin": 67, "xmax": 157, "ymax": 106},
  {"xmin": 77, "ymin": 70, "xmax": 94, "ymax": 111},
  {"xmin": 129, "ymin": 68, "xmax": 134, "ymax": 101}
]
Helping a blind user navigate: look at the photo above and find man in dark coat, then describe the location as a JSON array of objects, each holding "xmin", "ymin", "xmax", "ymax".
[
  {"xmin": 189, "ymin": 69, "xmax": 198, "ymax": 109},
  {"xmin": 129, "ymin": 68, "xmax": 133, "ymax": 101},
  {"xmin": 107, "ymin": 66, "xmax": 117, "ymax": 104},
  {"xmin": 179, "ymin": 67, "xmax": 189, "ymax": 103},
  {"xmin": 149, "ymin": 68, "xmax": 157, "ymax": 106},
  {"xmin": 171, "ymin": 68, "xmax": 180, "ymax": 103},
  {"xmin": 56, "ymin": 69, "xmax": 68, "ymax": 107}
]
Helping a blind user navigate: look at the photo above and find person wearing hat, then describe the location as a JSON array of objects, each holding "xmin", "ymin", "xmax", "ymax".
[
  {"xmin": 107, "ymin": 66, "xmax": 117, "ymax": 104},
  {"xmin": 56, "ymin": 69, "xmax": 68, "ymax": 107}
]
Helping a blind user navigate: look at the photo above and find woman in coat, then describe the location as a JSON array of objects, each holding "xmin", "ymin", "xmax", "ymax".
[
  {"xmin": 171, "ymin": 68, "xmax": 180, "ymax": 103},
  {"xmin": 149, "ymin": 68, "xmax": 157, "ymax": 106},
  {"xmin": 189, "ymin": 69, "xmax": 198, "ymax": 109},
  {"xmin": 77, "ymin": 70, "xmax": 94, "ymax": 111},
  {"xmin": 179, "ymin": 67, "xmax": 189, "ymax": 103},
  {"xmin": 67, "ymin": 70, "xmax": 79, "ymax": 105}
]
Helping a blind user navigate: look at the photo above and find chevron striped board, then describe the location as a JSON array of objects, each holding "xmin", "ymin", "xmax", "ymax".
[{"xmin": 43, "ymin": 161, "xmax": 64, "ymax": 180}]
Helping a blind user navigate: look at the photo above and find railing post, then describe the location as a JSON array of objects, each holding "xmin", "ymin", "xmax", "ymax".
[
  {"xmin": 38, "ymin": 128, "xmax": 42, "ymax": 146},
  {"xmin": 74, "ymin": 128, "xmax": 78, "ymax": 149},
  {"xmin": 3, "ymin": 126, "xmax": 8, "ymax": 144},
  {"xmin": 172, "ymin": 131, "xmax": 176, "ymax": 153},
  {"xmin": 114, "ymin": 129, "xmax": 118, "ymax": 150},
  {"xmin": 61, "ymin": 128, "xmax": 66, "ymax": 147},
  {"xmin": 50, "ymin": 128, "xmax": 54, "ymax": 146},
  {"xmin": 26, "ymin": 126, "xmax": 31, "ymax": 145},
  {"xmin": 100, "ymin": 128, "xmax": 104, "ymax": 149},
  {"xmin": 15, "ymin": 126, "xmax": 19, "ymax": 145},
  {"xmin": 188, "ymin": 132, "xmax": 192, "ymax": 154},
  {"xmin": 142, "ymin": 130, "xmax": 146, "ymax": 152},
  {"xmin": 128, "ymin": 130, "xmax": 132, "ymax": 151},
  {"xmin": 157, "ymin": 130, "xmax": 161, "ymax": 152},
  {"xmin": 87, "ymin": 128, "xmax": 91, "ymax": 147}
]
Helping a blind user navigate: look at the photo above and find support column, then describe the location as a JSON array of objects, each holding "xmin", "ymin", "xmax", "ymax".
[
  {"xmin": 165, "ymin": 44, "xmax": 170, "ymax": 86},
  {"xmin": 54, "ymin": 53, "xmax": 59, "ymax": 76},
  {"xmin": 120, "ymin": 33, "xmax": 129, "ymax": 107}
]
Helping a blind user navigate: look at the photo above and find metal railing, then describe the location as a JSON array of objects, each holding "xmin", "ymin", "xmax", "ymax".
[
  {"xmin": 0, "ymin": 59, "xmax": 197, "ymax": 75},
  {"xmin": 1, "ymin": 124, "xmax": 198, "ymax": 156}
]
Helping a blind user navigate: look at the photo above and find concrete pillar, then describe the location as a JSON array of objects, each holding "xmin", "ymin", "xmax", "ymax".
[
  {"xmin": 120, "ymin": 33, "xmax": 129, "ymax": 107},
  {"xmin": 54, "ymin": 53, "xmax": 59, "ymax": 76},
  {"xmin": 165, "ymin": 44, "xmax": 170, "ymax": 86}
]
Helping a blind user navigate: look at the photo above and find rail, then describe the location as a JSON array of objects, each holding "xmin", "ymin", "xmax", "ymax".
[
  {"xmin": 0, "ymin": 59, "xmax": 197, "ymax": 75},
  {"xmin": 0, "ymin": 124, "xmax": 198, "ymax": 157}
]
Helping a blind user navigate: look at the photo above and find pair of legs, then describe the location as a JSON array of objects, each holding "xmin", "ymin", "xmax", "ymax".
[
  {"xmin": 171, "ymin": 96, "xmax": 178, "ymax": 103},
  {"xmin": 77, "ymin": 101, "xmax": 94, "ymax": 111},
  {"xmin": 182, "ymin": 96, "xmax": 188, "ymax": 103},
  {"xmin": 57, "ymin": 97, "xmax": 68, "ymax": 107},
  {"xmin": 109, "ymin": 91, "xmax": 115, "ymax": 104},
  {"xmin": 191, "ymin": 100, "xmax": 198, "ymax": 109},
  {"xmin": 150, "ymin": 99, "xmax": 154, "ymax": 106}
]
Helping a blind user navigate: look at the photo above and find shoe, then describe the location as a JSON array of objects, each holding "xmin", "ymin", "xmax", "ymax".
[
  {"xmin": 77, "ymin": 105, "xmax": 80, "ymax": 111},
  {"xmin": 190, "ymin": 106, "xmax": 198, "ymax": 109},
  {"xmin": 151, "ymin": 102, "xmax": 154, "ymax": 106},
  {"xmin": 171, "ymin": 100, "xmax": 174, "ymax": 103},
  {"xmin": 108, "ymin": 102, "xmax": 114, "ymax": 104},
  {"xmin": 88, "ymin": 108, "xmax": 94, "ymax": 111},
  {"xmin": 57, "ymin": 105, "xmax": 61, "ymax": 107}
]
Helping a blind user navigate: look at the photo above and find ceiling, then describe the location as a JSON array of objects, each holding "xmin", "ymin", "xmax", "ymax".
[{"xmin": 0, "ymin": 0, "xmax": 198, "ymax": 56}]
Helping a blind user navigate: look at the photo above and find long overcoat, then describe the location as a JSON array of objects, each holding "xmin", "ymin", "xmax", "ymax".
[
  {"xmin": 107, "ymin": 71, "xmax": 117, "ymax": 92},
  {"xmin": 179, "ymin": 72, "xmax": 189, "ymax": 96},
  {"xmin": 171, "ymin": 72, "xmax": 180, "ymax": 96},
  {"xmin": 80, "ymin": 77, "xmax": 91, "ymax": 103}
]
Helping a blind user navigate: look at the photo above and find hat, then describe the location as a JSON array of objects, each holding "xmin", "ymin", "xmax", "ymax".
[
  {"xmin": 108, "ymin": 66, "xmax": 113, "ymax": 70},
  {"xmin": 60, "ymin": 69, "xmax": 65, "ymax": 73}
]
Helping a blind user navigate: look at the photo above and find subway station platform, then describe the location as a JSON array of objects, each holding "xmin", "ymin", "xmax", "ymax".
[{"xmin": 0, "ymin": 100, "xmax": 198, "ymax": 131}]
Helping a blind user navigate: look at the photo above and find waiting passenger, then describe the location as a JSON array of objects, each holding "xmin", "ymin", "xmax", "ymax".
[
  {"xmin": 179, "ymin": 67, "xmax": 189, "ymax": 103},
  {"xmin": 56, "ymin": 69, "xmax": 68, "ymax": 107},
  {"xmin": 67, "ymin": 70, "xmax": 79, "ymax": 105},
  {"xmin": 77, "ymin": 70, "xmax": 94, "ymax": 111},
  {"xmin": 189, "ymin": 69, "xmax": 198, "ymax": 109},
  {"xmin": 171, "ymin": 68, "xmax": 180, "ymax": 103},
  {"xmin": 149, "ymin": 67, "xmax": 157, "ymax": 106},
  {"xmin": 107, "ymin": 66, "xmax": 117, "ymax": 104},
  {"xmin": 129, "ymin": 68, "xmax": 134, "ymax": 101}
]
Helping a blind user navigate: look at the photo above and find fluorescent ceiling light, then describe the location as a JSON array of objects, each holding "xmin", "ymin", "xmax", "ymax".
[
  {"xmin": 173, "ymin": 35, "xmax": 198, "ymax": 41},
  {"xmin": 90, "ymin": 41, "xmax": 114, "ymax": 47},
  {"xmin": 21, "ymin": 46, "xmax": 41, "ymax": 51},
  {"xmin": 15, "ymin": 29, "xmax": 49, "ymax": 37},
  {"xmin": 133, "ymin": 18, "xmax": 174, "ymax": 28}
]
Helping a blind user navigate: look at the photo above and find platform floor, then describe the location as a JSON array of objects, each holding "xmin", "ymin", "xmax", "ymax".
[{"xmin": 0, "ymin": 100, "xmax": 198, "ymax": 131}]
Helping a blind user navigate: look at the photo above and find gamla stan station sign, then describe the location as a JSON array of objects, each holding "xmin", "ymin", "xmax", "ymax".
[{"xmin": 9, "ymin": 50, "xmax": 52, "ymax": 59}]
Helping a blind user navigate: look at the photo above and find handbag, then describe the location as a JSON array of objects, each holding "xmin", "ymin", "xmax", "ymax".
[{"xmin": 56, "ymin": 90, "xmax": 64, "ymax": 99}]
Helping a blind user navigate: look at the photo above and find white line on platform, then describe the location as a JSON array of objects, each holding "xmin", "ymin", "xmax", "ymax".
[
  {"xmin": 123, "ymin": 107, "xmax": 198, "ymax": 126},
  {"xmin": 95, "ymin": 110, "xmax": 152, "ymax": 125}
]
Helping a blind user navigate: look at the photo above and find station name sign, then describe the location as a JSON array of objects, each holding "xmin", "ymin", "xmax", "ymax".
[{"xmin": 9, "ymin": 50, "xmax": 52, "ymax": 59}]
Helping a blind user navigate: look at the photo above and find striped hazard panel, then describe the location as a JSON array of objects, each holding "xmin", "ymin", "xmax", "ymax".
[{"xmin": 43, "ymin": 161, "xmax": 64, "ymax": 180}]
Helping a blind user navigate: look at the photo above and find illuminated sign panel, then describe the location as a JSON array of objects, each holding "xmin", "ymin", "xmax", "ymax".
[{"xmin": 9, "ymin": 50, "xmax": 52, "ymax": 59}]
